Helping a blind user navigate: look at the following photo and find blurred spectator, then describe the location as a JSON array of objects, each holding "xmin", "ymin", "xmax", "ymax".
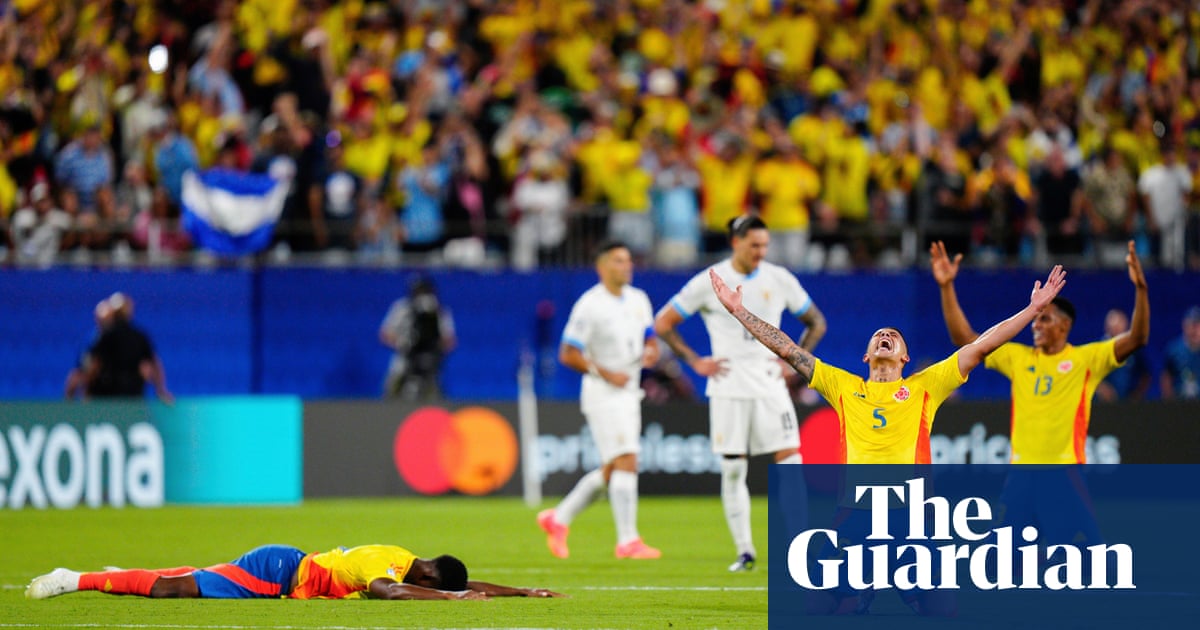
[
  {"xmin": 695, "ymin": 132, "xmax": 754, "ymax": 255},
  {"xmin": 1138, "ymin": 143, "xmax": 1193, "ymax": 270},
  {"xmin": 85, "ymin": 293, "xmax": 173, "ymax": 403},
  {"xmin": 920, "ymin": 135, "xmax": 971, "ymax": 255},
  {"xmin": 756, "ymin": 139, "xmax": 819, "ymax": 270},
  {"xmin": 604, "ymin": 143, "xmax": 654, "ymax": 263},
  {"xmin": 1082, "ymin": 147, "xmax": 1138, "ymax": 268},
  {"xmin": 151, "ymin": 114, "xmax": 200, "ymax": 209},
  {"xmin": 510, "ymin": 150, "xmax": 569, "ymax": 271},
  {"xmin": 1161, "ymin": 306, "xmax": 1200, "ymax": 400},
  {"xmin": 308, "ymin": 139, "xmax": 362, "ymax": 251},
  {"xmin": 54, "ymin": 123, "xmax": 115, "ymax": 248},
  {"xmin": 379, "ymin": 276, "xmax": 457, "ymax": 400},
  {"xmin": 1188, "ymin": 144, "xmax": 1200, "ymax": 271},
  {"xmin": 131, "ymin": 187, "xmax": 191, "ymax": 262},
  {"xmin": 1096, "ymin": 308, "xmax": 1151, "ymax": 402},
  {"xmin": 398, "ymin": 140, "xmax": 449, "ymax": 254},
  {"xmin": 10, "ymin": 182, "xmax": 72, "ymax": 266},
  {"xmin": 969, "ymin": 153, "xmax": 1033, "ymax": 264},
  {"xmin": 1031, "ymin": 146, "xmax": 1085, "ymax": 259},
  {"xmin": 652, "ymin": 140, "xmax": 701, "ymax": 270},
  {"xmin": 440, "ymin": 112, "xmax": 492, "ymax": 268}
]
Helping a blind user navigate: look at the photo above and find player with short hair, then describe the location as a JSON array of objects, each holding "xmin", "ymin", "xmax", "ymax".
[
  {"xmin": 538, "ymin": 240, "xmax": 662, "ymax": 560},
  {"xmin": 929, "ymin": 239, "xmax": 1149, "ymax": 464},
  {"xmin": 709, "ymin": 264, "xmax": 1066, "ymax": 464},
  {"xmin": 653, "ymin": 215, "xmax": 827, "ymax": 571},
  {"xmin": 26, "ymin": 544, "xmax": 563, "ymax": 601},
  {"xmin": 708, "ymin": 264, "xmax": 1066, "ymax": 615}
]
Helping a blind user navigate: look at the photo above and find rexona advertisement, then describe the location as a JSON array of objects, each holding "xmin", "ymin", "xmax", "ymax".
[
  {"xmin": 2, "ymin": 397, "xmax": 301, "ymax": 509},
  {"xmin": 0, "ymin": 402, "xmax": 163, "ymax": 509},
  {"xmin": 768, "ymin": 465, "xmax": 1200, "ymax": 628}
]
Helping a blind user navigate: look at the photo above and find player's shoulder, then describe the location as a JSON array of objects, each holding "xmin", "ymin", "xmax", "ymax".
[
  {"xmin": 574, "ymin": 283, "xmax": 607, "ymax": 304},
  {"xmin": 757, "ymin": 260, "xmax": 802, "ymax": 283}
]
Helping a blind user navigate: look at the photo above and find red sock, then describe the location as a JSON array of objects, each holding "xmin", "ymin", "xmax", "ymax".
[
  {"xmin": 79, "ymin": 570, "xmax": 160, "ymax": 596},
  {"xmin": 152, "ymin": 566, "xmax": 198, "ymax": 577}
]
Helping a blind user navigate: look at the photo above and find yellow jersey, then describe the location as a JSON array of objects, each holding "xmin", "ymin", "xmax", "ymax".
[
  {"xmin": 810, "ymin": 353, "xmax": 966, "ymax": 464},
  {"xmin": 290, "ymin": 545, "xmax": 417, "ymax": 600},
  {"xmin": 985, "ymin": 340, "xmax": 1122, "ymax": 464}
]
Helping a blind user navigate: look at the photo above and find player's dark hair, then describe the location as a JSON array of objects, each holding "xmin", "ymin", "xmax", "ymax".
[
  {"xmin": 594, "ymin": 239, "xmax": 629, "ymax": 261},
  {"xmin": 433, "ymin": 554, "xmax": 468, "ymax": 591},
  {"xmin": 1051, "ymin": 297, "xmax": 1075, "ymax": 323},
  {"xmin": 728, "ymin": 215, "xmax": 767, "ymax": 239}
]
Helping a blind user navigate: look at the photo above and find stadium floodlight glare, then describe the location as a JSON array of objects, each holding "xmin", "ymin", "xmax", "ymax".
[{"xmin": 148, "ymin": 45, "xmax": 169, "ymax": 74}]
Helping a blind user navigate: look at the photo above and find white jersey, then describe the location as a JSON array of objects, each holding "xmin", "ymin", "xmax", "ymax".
[
  {"xmin": 561, "ymin": 283, "xmax": 654, "ymax": 411},
  {"xmin": 669, "ymin": 259, "xmax": 812, "ymax": 399}
]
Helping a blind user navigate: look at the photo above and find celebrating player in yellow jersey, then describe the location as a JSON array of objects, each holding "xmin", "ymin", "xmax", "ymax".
[
  {"xmin": 930, "ymin": 240, "xmax": 1149, "ymax": 464},
  {"xmin": 708, "ymin": 265, "xmax": 1067, "ymax": 464}
]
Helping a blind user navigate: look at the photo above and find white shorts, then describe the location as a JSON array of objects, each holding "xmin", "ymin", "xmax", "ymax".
[
  {"xmin": 709, "ymin": 393, "xmax": 800, "ymax": 456},
  {"xmin": 583, "ymin": 396, "xmax": 642, "ymax": 463}
]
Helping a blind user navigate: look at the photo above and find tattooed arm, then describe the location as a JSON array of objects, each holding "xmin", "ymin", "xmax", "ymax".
[{"xmin": 708, "ymin": 269, "xmax": 816, "ymax": 383}]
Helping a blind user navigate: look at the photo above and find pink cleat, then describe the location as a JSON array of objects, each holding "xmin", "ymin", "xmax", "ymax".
[
  {"xmin": 615, "ymin": 538, "xmax": 662, "ymax": 560},
  {"xmin": 537, "ymin": 509, "xmax": 570, "ymax": 559}
]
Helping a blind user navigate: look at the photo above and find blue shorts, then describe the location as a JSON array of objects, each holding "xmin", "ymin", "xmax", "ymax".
[{"xmin": 193, "ymin": 545, "xmax": 306, "ymax": 598}]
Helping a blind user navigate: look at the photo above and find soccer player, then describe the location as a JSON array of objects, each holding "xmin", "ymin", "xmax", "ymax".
[
  {"xmin": 538, "ymin": 241, "xmax": 662, "ymax": 560},
  {"xmin": 708, "ymin": 265, "xmax": 1066, "ymax": 464},
  {"xmin": 709, "ymin": 264, "xmax": 1066, "ymax": 615},
  {"xmin": 929, "ymin": 239, "xmax": 1149, "ymax": 464},
  {"xmin": 26, "ymin": 544, "xmax": 564, "ymax": 600},
  {"xmin": 653, "ymin": 215, "xmax": 828, "ymax": 571},
  {"xmin": 929, "ymin": 240, "xmax": 1148, "ymax": 557}
]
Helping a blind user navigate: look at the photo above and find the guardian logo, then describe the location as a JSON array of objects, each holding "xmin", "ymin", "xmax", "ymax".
[{"xmin": 787, "ymin": 478, "xmax": 1134, "ymax": 591}]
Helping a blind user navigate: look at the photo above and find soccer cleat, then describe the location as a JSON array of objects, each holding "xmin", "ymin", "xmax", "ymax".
[
  {"xmin": 537, "ymin": 509, "xmax": 570, "ymax": 559},
  {"xmin": 728, "ymin": 553, "xmax": 756, "ymax": 572},
  {"xmin": 25, "ymin": 568, "xmax": 80, "ymax": 600},
  {"xmin": 615, "ymin": 538, "xmax": 662, "ymax": 560}
]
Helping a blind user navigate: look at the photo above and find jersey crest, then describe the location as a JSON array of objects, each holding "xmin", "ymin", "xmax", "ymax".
[
  {"xmin": 893, "ymin": 386, "xmax": 911, "ymax": 402},
  {"xmin": 1057, "ymin": 360, "xmax": 1074, "ymax": 374}
]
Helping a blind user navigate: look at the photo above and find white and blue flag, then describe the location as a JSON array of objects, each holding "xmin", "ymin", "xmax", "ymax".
[{"xmin": 181, "ymin": 169, "xmax": 290, "ymax": 256}]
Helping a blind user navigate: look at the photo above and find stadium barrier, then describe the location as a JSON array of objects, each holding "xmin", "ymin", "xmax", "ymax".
[
  {"xmin": 302, "ymin": 400, "xmax": 1200, "ymax": 499},
  {"xmin": 0, "ymin": 396, "xmax": 301, "ymax": 509},
  {"xmin": 4, "ymin": 267, "xmax": 1200, "ymax": 402}
]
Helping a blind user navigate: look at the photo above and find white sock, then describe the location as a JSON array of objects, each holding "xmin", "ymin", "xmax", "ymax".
[
  {"xmin": 609, "ymin": 470, "xmax": 640, "ymax": 545},
  {"xmin": 720, "ymin": 457, "xmax": 755, "ymax": 557},
  {"xmin": 555, "ymin": 469, "xmax": 605, "ymax": 525},
  {"xmin": 779, "ymin": 453, "xmax": 801, "ymax": 464}
]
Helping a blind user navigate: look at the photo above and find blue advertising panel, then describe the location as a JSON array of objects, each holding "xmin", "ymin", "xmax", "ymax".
[
  {"xmin": 770, "ymin": 465, "xmax": 1200, "ymax": 628},
  {"xmin": 156, "ymin": 396, "xmax": 302, "ymax": 504}
]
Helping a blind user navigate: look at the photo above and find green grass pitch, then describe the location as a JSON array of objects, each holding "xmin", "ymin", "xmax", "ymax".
[{"xmin": 1, "ymin": 496, "xmax": 769, "ymax": 629}]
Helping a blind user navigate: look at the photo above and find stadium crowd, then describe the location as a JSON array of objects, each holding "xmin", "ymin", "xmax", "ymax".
[{"xmin": 0, "ymin": 0, "xmax": 1198, "ymax": 270}]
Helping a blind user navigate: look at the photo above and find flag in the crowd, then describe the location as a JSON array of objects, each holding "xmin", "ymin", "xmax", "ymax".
[{"xmin": 181, "ymin": 169, "xmax": 289, "ymax": 256}]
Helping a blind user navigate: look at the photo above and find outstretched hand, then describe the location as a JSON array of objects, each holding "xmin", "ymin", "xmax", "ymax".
[
  {"xmin": 1030, "ymin": 265, "xmax": 1067, "ymax": 311},
  {"xmin": 523, "ymin": 588, "xmax": 567, "ymax": 598},
  {"xmin": 709, "ymin": 269, "xmax": 742, "ymax": 314},
  {"xmin": 1125, "ymin": 240, "xmax": 1147, "ymax": 289},
  {"xmin": 929, "ymin": 241, "xmax": 963, "ymax": 286}
]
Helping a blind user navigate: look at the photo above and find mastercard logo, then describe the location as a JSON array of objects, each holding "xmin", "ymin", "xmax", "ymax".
[{"xmin": 393, "ymin": 406, "xmax": 519, "ymax": 495}]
